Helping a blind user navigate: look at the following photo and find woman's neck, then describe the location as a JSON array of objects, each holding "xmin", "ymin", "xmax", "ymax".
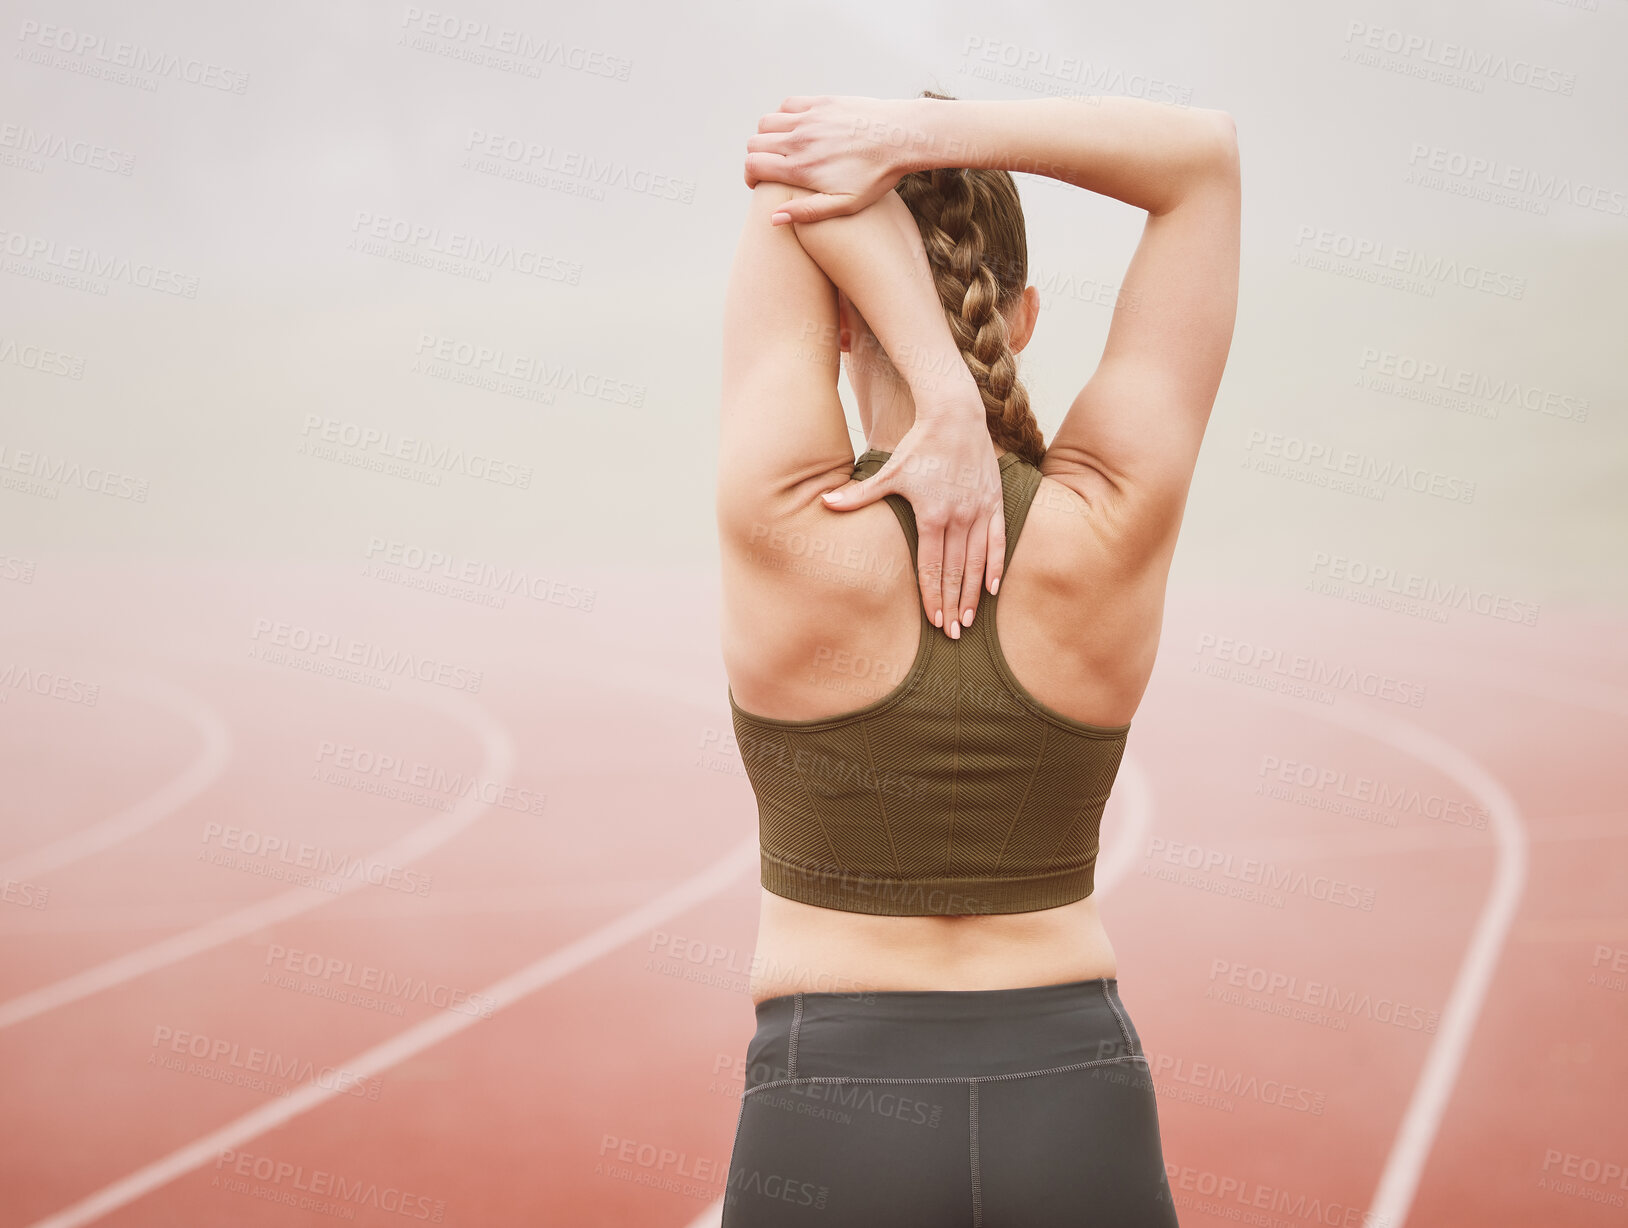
[
  {"xmin": 858, "ymin": 391, "xmax": 1004, "ymax": 459},
  {"xmin": 849, "ymin": 339, "xmax": 1002, "ymax": 457}
]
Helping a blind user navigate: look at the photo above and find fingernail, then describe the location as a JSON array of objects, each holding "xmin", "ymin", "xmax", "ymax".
[
  {"xmin": 963, "ymin": 607, "xmax": 974, "ymax": 626},
  {"xmin": 771, "ymin": 212, "xmax": 791, "ymax": 225},
  {"xmin": 933, "ymin": 608, "xmax": 943, "ymax": 628},
  {"xmin": 949, "ymin": 620, "xmax": 961, "ymax": 640},
  {"xmin": 821, "ymin": 490, "xmax": 839, "ymax": 503},
  {"xmin": 990, "ymin": 577, "xmax": 1000, "ymax": 595}
]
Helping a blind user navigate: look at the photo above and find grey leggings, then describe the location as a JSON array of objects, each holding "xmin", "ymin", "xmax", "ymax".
[{"xmin": 721, "ymin": 977, "xmax": 1179, "ymax": 1226}]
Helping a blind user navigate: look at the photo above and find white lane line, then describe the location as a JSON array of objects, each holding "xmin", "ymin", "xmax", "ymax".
[
  {"xmin": 1193, "ymin": 674, "xmax": 1527, "ymax": 1228},
  {"xmin": 0, "ymin": 675, "xmax": 231, "ymax": 883},
  {"xmin": 25, "ymin": 834, "xmax": 761, "ymax": 1228},
  {"xmin": 0, "ymin": 688, "xmax": 513, "ymax": 1033},
  {"xmin": 683, "ymin": 1197, "xmax": 725, "ymax": 1228},
  {"xmin": 1359, "ymin": 718, "xmax": 1525, "ymax": 1228}
]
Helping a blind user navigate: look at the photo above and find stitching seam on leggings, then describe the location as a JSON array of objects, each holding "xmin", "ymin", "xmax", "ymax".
[
  {"xmin": 787, "ymin": 993, "xmax": 803, "ymax": 1080},
  {"xmin": 1101, "ymin": 979, "xmax": 1138, "ymax": 1056},
  {"xmin": 968, "ymin": 1082, "xmax": 983, "ymax": 1228},
  {"xmin": 740, "ymin": 1052, "xmax": 1147, "ymax": 1099},
  {"xmin": 721, "ymin": 1094, "xmax": 747, "ymax": 1208}
]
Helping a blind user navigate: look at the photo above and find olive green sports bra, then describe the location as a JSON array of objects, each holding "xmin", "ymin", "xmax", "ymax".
[{"xmin": 727, "ymin": 447, "xmax": 1131, "ymax": 917}]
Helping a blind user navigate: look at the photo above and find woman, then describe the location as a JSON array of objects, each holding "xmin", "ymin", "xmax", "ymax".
[{"xmin": 715, "ymin": 90, "xmax": 1239, "ymax": 1226}]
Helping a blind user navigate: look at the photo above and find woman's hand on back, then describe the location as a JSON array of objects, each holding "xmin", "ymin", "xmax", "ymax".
[
  {"xmin": 821, "ymin": 405, "xmax": 1005, "ymax": 639},
  {"xmin": 744, "ymin": 95, "xmax": 918, "ymax": 224}
]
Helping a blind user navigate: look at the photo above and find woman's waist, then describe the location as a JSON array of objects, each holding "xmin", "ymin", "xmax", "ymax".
[{"xmin": 750, "ymin": 888, "xmax": 1117, "ymax": 1004}]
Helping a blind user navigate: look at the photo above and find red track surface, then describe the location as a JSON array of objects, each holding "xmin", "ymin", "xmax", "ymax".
[{"xmin": 1, "ymin": 559, "xmax": 1623, "ymax": 1226}]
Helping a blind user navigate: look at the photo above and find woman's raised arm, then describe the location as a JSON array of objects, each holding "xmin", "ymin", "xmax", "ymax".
[
  {"xmin": 785, "ymin": 186, "xmax": 1008, "ymax": 634},
  {"xmin": 719, "ymin": 179, "xmax": 1005, "ymax": 636},
  {"xmin": 750, "ymin": 93, "xmax": 1241, "ymax": 552}
]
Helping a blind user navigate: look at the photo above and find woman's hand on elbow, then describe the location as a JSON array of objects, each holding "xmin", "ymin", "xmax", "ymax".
[{"xmin": 743, "ymin": 95, "xmax": 916, "ymax": 225}]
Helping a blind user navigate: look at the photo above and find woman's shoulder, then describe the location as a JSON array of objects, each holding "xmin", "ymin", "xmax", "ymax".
[{"xmin": 1029, "ymin": 453, "xmax": 1189, "ymax": 574}]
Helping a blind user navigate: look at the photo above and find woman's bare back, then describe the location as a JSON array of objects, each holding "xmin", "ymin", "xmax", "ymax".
[{"xmin": 721, "ymin": 454, "xmax": 1186, "ymax": 1004}]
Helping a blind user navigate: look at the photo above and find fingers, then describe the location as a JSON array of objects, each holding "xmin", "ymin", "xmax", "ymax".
[
  {"xmin": 939, "ymin": 513, "xmax": 970, "ymax": 640},
  {"xmin": 820, "ymin": 470, "xmax": 887, "ymax": 510},
  {"xmin": 756, "ymin": 98, "xmax": 815, "ymax": 136},
  {"xmin": 959, "ymin": 514, "xmax": 988, "ymax": 629},
  {"xmin": 984, "ymin": 501, "xmax": 1007, "ymax": 596},
  {"xmin": 756, "ymin": 110, "xmax": 798, "ymax": 133},
  {"xmin": 743, "ymin": 134, "xmax": 787, "ymax": 190},
  {"xmin": 914, "ymin": 515, "xmax": 946, "ymax": 631},
  {"xmin": 743, "ymin": 151, "xmax": 791, "ymax": 189},
  {"xmin": 771, "ymin": 194, "xmax": 849, "ymax": 225},
  {"xmin": 745, "ymin": 131, "xmax": 794, "ymax": 156}
]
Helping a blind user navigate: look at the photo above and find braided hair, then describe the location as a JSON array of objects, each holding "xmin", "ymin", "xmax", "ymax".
[{"xmin": 892, "ymin": 89, "xmax": 1046, "ymax": 467}]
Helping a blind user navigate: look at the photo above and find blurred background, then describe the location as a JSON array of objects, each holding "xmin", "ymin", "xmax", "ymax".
[{"xmin": 1, "ymin": 1, "xmax": 1623, "ymax": 1225}]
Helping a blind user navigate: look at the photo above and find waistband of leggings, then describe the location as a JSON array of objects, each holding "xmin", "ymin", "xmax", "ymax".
[
  {"xmin": 754, "ymin": 976, "xmax": 1120, "ymax": 1023},
  {"xmin": 745, "ymin": 977, "xmax": 1141, "ymax": 1087}
]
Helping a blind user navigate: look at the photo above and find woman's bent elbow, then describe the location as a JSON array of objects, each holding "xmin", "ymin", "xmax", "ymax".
[{"xmin": 1205, "ymin": 110, "xmax": 1239, "ymax": 166}]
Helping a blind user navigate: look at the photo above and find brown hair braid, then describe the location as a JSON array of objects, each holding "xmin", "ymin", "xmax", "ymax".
[{"xmin": 892, "ymin": 89, "xmax": 1046, "ymax": 467}]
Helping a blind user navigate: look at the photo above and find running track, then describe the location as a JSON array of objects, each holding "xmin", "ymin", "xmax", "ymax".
[{"xmin": 1, "ymin": 558, "xmax": 1623, "ymax": 1226}]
